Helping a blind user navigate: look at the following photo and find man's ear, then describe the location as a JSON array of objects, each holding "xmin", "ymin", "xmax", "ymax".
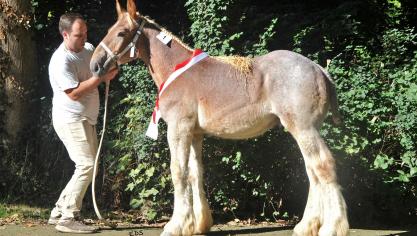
[{"xmin": 62, "ymin": 31, "xmax": 69, "ymax": 40}]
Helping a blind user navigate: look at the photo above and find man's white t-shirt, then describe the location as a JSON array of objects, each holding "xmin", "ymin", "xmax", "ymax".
[{"xmin": 49, "ymin": 42, "xmax": 99, "ymax": 125}]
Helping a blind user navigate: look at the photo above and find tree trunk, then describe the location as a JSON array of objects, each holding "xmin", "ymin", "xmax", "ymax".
[{"xmin": 0, "ymin": 0, "xmax": 38, "ymax": 145}]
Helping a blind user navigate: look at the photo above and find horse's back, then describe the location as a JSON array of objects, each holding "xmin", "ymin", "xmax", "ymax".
[{"xmin": 254, "ymin": 50, "xmax": 323, "ymax": 79}]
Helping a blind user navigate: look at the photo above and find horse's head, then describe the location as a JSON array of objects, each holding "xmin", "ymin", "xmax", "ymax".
[{"xmin": 90, "ymin": 0, "xmax": 144, "ymax": 77}]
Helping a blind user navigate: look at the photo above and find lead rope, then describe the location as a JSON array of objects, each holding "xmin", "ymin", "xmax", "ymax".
[
  {"xmin": 92, "ymin": 80, "xmax": 109, "ymax": 222},
  {"xmin": 90, "ymin": 18, "xmax": 146, "ymax": 229}
]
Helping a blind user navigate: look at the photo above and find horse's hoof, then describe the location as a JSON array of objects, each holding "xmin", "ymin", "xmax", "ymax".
[{"xmin": 160, "ymin": 231, "xmax": 174, "ymax": 236}]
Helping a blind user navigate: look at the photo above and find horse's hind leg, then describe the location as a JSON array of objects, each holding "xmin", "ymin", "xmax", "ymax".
[
  {"xmin": 188, "ymin": 134, "xmax": 213, "ymax": 234},
  {"xmin": 288, "ymin": 126, "xmax": 348, "ymax": 236}
]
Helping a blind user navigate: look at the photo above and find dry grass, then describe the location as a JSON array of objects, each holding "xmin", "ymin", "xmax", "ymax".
[
  {"xmin": 215, "ymin": 56, "xmax": 253, "ymax": 75},
  {"xmin": 0, "ymin": 204, "xmax": 49, "ymax": 226}
]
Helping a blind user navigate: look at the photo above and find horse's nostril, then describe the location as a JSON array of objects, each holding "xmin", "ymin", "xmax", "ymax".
[{"xmin": 94, "ymin": 63, "xmax": 99, "ymax": 72}]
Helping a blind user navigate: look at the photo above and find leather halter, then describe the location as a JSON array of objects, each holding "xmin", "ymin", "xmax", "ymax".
[{"xmin": 99, "ymin": 19, "xmax": 146, "ymax": 70}]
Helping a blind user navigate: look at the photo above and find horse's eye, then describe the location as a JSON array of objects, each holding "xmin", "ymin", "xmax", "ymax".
[{"xmin": 117, "ymin": 31, "xmax": 127, "ymax": 37}]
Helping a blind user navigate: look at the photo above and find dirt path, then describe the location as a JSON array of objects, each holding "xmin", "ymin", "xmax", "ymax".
[{"xmin": 0, "ymin": 224, "xmax": 415, "ymax": 236}]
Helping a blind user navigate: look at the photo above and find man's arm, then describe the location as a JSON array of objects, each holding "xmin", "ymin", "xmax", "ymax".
[{"xmin": 65, "ymin": 69, "xmax": 118, "ymax": 101}]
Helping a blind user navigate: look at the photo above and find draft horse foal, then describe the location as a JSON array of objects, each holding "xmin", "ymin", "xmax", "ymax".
[{"xmin": 90, "ymin": 0, "xmax": 349, "ymax": 235}]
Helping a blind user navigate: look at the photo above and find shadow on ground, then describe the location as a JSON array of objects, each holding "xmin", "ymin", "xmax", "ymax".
[
  {"xmin": 359, "ymin": 227, "xmax": 417, "ymax": 236},
  {"xmin": 207, "ymin": 225, "xmax": 293, "ymax": 235}
]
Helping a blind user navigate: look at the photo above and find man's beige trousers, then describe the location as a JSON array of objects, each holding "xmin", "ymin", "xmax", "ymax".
[{"xmin": 50, "ymin": 120, "xmax": 98, "ymax": 220}]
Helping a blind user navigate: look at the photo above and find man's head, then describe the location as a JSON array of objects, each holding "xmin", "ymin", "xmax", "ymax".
[{"xmin": 59, "ymin": 13, "xmax": 87, "ymax": 53}]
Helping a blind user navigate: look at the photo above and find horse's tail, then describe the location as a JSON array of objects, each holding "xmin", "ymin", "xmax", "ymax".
[
  {"xmin": 318, "ymin": 64, "xmax": 343, "ymax": 125},
  {"xmin": 328, "ymin": 77, "xmax": 343, "ymax": 125}
]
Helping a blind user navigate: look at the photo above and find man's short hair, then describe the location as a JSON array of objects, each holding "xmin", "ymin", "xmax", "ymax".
[{"xmin": 59, "ymin": 13, "xmax": 85, "ymax": 34}]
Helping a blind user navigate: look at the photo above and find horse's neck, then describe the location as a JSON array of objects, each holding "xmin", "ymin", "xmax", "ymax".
[{"xmin": 142, "ymin": 27, "xmax": 192, "ymax": 88}]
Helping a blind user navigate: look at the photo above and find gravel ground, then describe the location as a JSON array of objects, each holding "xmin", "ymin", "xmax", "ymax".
[{"xmin": 0, "ymin": 223, "xmax": 415, "ymax": 236}]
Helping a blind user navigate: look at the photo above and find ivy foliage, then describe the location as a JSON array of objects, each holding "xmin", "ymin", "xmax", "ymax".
[
  {"xmin": 102, "ymin": 62, "xmax": 171, "ymax": 220},
  {"xmin": 327, "ymin": 28, "xmax": 417, "ymax": 183},
  {"xmin": 185, "ymin": 0, "xmax": 278, "ymax": 56}
]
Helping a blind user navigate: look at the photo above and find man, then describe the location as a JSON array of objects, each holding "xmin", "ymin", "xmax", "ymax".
[{"xmin": 48, "ymin": 13, "xmax": 117, "ymax": 233}]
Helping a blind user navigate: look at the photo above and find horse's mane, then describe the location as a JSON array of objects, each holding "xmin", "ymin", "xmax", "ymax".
[
  {"xmin": 139, "ymin": 15, "xmax": 253, "ymax": 76},
  {"xmin": 139, "ymin": 15, "xmax": 193, "ymax": 51}
]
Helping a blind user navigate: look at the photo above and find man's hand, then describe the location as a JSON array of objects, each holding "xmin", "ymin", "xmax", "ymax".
[
  {"xmin": 101, "ymin": 68, "xmax": 119, "ymax": 83},
  {"xmin": 65, "ymin": 68, "xmax": 119, "ymax": 101}
]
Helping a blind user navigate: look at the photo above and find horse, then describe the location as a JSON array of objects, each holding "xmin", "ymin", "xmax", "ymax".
[{"xmin": 90, "ymin": 0, "xmax": 349, "ymax": 235}]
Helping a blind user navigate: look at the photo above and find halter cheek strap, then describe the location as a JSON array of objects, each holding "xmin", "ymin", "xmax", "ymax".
[
  {"xmin": 99, "ymin": 42, "xmax": 117, "ymax": 59},
  {"xmin": 99, "ymin": 20, "xmax": 146, "ymax": 69}
]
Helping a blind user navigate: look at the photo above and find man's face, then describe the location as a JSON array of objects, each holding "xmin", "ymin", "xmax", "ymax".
[{"xmin": 63, "ymin": 19, "xmax": 87, "ymax": 53}]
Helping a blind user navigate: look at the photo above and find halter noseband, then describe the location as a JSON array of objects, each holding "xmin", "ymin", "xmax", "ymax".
[{"xmin": 99, "ymin": 19, "xmax": 146, "ymax": 70}]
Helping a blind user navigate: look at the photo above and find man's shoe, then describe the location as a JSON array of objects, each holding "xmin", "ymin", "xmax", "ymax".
[
  {"xmin": 55, "ymin": 218, "xmax": 98, "ymax": 234},
  {"xmin": 47, "ymin": 215, "xmax": 60, "ymax": 225}
]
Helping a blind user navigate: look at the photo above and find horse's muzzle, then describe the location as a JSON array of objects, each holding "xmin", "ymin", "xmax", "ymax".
[{"xmin": 91, "ymin": 56, "xmax": 118, "ymax": 77}]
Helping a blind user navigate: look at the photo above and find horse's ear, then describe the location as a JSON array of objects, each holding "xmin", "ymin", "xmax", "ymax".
[
  {"xmin": 127, "ymin": 0, "xmax": 138, "ymax": 20},
  {"xmin": 116, "ymin": 0, "xmax": 124, "ymax": 18}
]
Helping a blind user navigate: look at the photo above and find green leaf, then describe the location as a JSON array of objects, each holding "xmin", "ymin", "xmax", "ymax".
[
  {"xmin": 130, "ymin": 199, "xmax": 141, "ymax": 209},
  {"xmin": 146, "ymin": 210, "xmax": 157, "ymax": 220},
  {"xmin": 145, "ymin": 167, "xmax": 155, "ymax": 177},
  {"xmin": 410, "ymin": 167, "xmax": 417, "ymax": 176}
]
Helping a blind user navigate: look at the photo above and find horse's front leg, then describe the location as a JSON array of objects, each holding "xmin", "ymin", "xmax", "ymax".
[
  {"xmin": 162, "ymin": 121, "xmax": 195, "ymax": 236},
  {"xmin": 188, "ymin": 134, "xmax": 213, "ymax": 234}
]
